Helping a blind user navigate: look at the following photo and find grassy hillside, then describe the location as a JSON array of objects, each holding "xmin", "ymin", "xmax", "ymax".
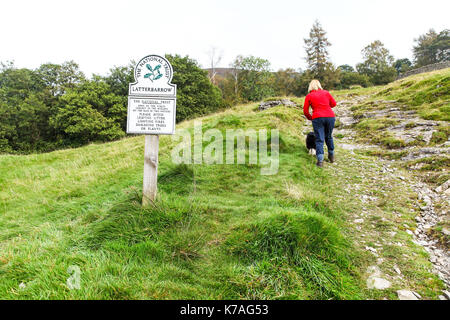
[
  {"xmin": 334, "ymin": 68, "xmax": 450, "ymax": 121},
  {"xmin": 1, "ymin": 70, "xmax": 447, "ymax": 300}
]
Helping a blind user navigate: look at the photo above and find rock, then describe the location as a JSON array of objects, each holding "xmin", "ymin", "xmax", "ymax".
[
  {"xmin": 442, "ymin": 228, "xmax": 450, "ymax": 236},
  {"xmin": 354, "ymin": 218, "xmax": 364, "ymax": 223},
  {"xmin": 443, "ymin": 290, "xmax": 450, "ymax": 300},
  {"xmin": 397, "ymin": 290, "xmax": 419, "ymax": 300},
  {"xmin": 367, "ymin": 277, "xmax": 391, "ymax": 290},
  {"xmin": 367, "ymin": 265, "xmax": 381, "ymax": 276},
  {"xmin": 393, "ymin": 265, "xmax": 401, "ymax": 275},
  {"xmin": 436, "ymin": 180, "xmax": 450, "ymax": 193},
  {"xmin": 439, "ymin": 295, "xmax": 447, "ymax": 300},
  {"xmin": 280, "ymin": 99, "xmax": 296, "ymax": 107},
  {"xmin": 365, "ymin": 246, "xmax": 377, "ymax": 253},
  {"xmin": 258, "ymin": 99, "xmax": 296, "ymax": 111}
]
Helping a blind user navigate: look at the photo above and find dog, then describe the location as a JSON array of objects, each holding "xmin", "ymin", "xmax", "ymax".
[{"xmin": 306, "ymin": 132, "xmax": 316, "ymax": 155}]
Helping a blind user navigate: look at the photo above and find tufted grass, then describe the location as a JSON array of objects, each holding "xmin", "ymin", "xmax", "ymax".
[{"xmin": 0, "ymin": 76, "xmax": 445, "ymax": 299}]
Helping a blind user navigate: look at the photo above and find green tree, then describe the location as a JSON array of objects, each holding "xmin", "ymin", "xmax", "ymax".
[
  {"xmin": 413, "ymin": 29, "xmax": 450, "ymax": 67},
  {"xmin": 434, "ymin": 29, "xmax": 450, "ymax": 63},
  {"xmin": 104, "ymin": 62, "xmax": 135, "ymax": 97},
  {"xmin": 338, "ymin": 65, "xmax": 355, "ymax": 73},
  {"xmin": 166, "ymin": 54, "xmax": 227, "ymax": 122},
  {"xmin": 49, "ymin": 79, "xmax": 125, "ymax": 146},
  {"xmin": 356, "ymin": 40, "xmax": 396, "ymax": 85},
  {"xmin": 231, "ymin": 55, "xmax": 275, "ymax": 102},
  {"xmin": 273, "ymin": 68, "xmax": 301, "ymax": 96},
  {"xmin": 0, "ymin": 63, "xmax": 52, "ymax": 152},
  {"xmin": 36, "ymin": 61, "xmax": 85, "ymax": 97},
  {"xmin": 304, "ymin": 20, "xmax": 340, "ymax": 88},
  {"xmin": 339, "ymin": 72, "xmax": 371, "ymax": 89},
  {"xmin": 394, "ymin": 58, "xmax": 413, "ymax": 75}
]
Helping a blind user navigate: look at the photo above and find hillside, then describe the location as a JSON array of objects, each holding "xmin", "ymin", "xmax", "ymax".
[{"xmin": 0, "ymin": 69, "xmax": 448, "ymax": 300}]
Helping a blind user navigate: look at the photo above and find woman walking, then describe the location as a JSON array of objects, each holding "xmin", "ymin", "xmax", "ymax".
[{"xmin": 303, "ymin": 79, "xmax": 337, "ymax": 168}]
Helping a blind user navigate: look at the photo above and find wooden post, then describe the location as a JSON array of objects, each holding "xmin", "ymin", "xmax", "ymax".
[{"xmin": 142, "ymin": 134, "xmax": 159, "ymax": 206}]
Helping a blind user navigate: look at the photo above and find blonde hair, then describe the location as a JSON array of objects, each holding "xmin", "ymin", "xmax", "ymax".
[{"xmin": 308, "ymin": 79, "xmax": 323, "ymax": 92}]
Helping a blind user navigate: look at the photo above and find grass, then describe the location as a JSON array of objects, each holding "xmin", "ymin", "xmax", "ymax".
[
  {"xmin": 0, "ymin": 103, "xmax": 369, "ymax": 299},
  {"xmin": 0, "ymin": 71, "xmax": 447, "ymax": 300},
  {"xmin": 345, "ymin": 68, "xmax": 450, "ymax": 122}
]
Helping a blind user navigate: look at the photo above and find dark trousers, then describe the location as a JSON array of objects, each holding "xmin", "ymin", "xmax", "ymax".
[{"xmin": 312, "ymin": 117, "xmax": 335, "ymax": 162}]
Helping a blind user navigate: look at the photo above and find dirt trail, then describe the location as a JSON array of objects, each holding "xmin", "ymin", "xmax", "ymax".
[{"xmin": 332, "ymin": 93, "xmax": 449, "ymax": 294}]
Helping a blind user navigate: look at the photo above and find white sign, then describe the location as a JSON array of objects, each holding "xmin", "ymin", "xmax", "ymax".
[{"xmin": 127, "ymin": 55, "xmax": 177, "ymax": 135}]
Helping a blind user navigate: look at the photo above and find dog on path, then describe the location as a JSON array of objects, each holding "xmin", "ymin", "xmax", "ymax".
[{"xmin": 306, "ymin": 132, "xmax": 316, "ymax": 155}]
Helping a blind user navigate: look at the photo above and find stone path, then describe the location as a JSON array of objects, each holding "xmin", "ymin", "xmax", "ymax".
[{"xmin": 332, "ymin": 93, "xmax": 450, "ymax": 298}]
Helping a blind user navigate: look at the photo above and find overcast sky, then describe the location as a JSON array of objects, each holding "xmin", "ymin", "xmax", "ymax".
[{"xmin": 1, "ymin": 0, "xmax": 448, "ymax": 76}]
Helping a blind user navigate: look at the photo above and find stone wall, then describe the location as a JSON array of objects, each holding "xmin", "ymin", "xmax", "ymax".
[{"xmin": 398, "ymin": 61, "xmax": 450, "ymax": 79}]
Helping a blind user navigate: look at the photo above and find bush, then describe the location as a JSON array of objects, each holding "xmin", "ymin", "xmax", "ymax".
[{"xmin": 339, "ymin": 72, "xmax": 371, "ymax": 89}]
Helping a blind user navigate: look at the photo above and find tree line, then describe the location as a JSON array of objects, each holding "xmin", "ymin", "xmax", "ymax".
[
  {"xmin": 0, "ymin": 22, "xmax": 448, "ymax": 154},
  {"xmin": 0, "ymin": 55, "xmax": 226, "ymax": 153},
  {"xmin": 213, "ymin": 22, "xmax": 449, "ymax": 105}
]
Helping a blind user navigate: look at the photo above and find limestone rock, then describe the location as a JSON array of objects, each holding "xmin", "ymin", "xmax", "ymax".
[
  {"xmin": 397, "ymin": 290, "xmax": 419, "ymax": 300},
  {"xmin": 258, "ymin": 99, "xmax": 296, "ymax": 111},
  {"xmin": 443, "ymin": 290, "xmax": 450, "ymax": 300},
  {"xmin": 393, "ymin": 265, "xmax": 401, "ymax": 275},
  {"xmin": 367, "ymin": 277, "xmax": 391, "ymax": 290}
]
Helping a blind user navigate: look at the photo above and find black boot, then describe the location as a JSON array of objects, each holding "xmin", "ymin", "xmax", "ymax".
[
  {"xmin": 316, "ymin": 161, "xmax": 323, "ymax": 168},
  {"xmin": 328, "ymin": 154, "xmax": 335, "ymax": 163}
]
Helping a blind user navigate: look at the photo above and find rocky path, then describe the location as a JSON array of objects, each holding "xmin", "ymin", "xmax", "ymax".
[{"xmin": 332, "ymin": 94, "xmax": 449, "ymax": 299}]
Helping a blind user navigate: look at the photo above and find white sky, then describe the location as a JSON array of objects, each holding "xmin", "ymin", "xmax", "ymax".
[{"xmin": 1, "ymin": 0, "xmax": 448, "ymax": 76}]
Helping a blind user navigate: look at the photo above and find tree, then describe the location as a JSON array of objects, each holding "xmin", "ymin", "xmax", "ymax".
[
  {"xmin": 0, "ymin": 63, "xmax": 52, "ymax": 152},
  {"xmin": 339, "ymin": 72, "xmax": 371, "ymax": 89},
  {"xmin": 36, "ymin": 61, "xmax": 85, "ymax": 97},
  {"xmin": 413, "ymin": 29, "xmax": 450, "ymax": 67},
  {"xmin": 434, "ymin": 29, "xmax": 450, "ymax": 63},
  {"xmin": 206, "ymin": 46, "xmax": 223, "ymax": 85},
  {"xmin": 304, "ymin": 20, "xmax": 340, "ymax": 88},
  {"xmin": 166, "ymin": 54, "xmax": 227, "ymax": 122},
  {"xmin": 356, "ymin": 40, "xmax": 396, "ymax": 85},
  {"xmin": 49, "ymin": 79, "xmax": 125, "ymax": 146},
  {"xmin": 338, "ymin": 65, "xmax": 355, "ymax": 73},
  {"xmin": 104, "ymin": 62, "xmax": 135, "ymax": 97},
  {"xmin": 273, "ymin": 68, "xmax": 301, "ymax": 96},
  {"xmin": 231, "ymin": 55, "xmax": 275, "ymax": 102},
  {"xmin": 394, "ymin": 58, "xmax": 413, "ymax": 75}
]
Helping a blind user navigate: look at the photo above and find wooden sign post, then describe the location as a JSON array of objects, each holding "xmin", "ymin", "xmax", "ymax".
[
  {"xmin": 143, "ymin": 135, "xmax": 159, "ymax": 205},
  {"xmin": 127, "ymin": 55, "xmax": 177, "ymax": 206}
]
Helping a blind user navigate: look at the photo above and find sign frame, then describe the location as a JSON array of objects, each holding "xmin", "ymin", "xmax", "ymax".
[
  {"xmin": 126, "ymin": 96, "xmax": 177, "ymax": 135},
  {"xmin": 126, "ymin": 54, "xmax": 177, "ymax": 135}
]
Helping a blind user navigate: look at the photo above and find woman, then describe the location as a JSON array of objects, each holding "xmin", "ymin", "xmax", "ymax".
[{"xmin": 303, "ymin": 79, "xmax": 337, "ymax": 168}]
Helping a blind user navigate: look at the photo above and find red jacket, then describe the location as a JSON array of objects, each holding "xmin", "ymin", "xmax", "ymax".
[{"xmin": 303, "ymin": 89, "xmax": 337, "ymax": 120}]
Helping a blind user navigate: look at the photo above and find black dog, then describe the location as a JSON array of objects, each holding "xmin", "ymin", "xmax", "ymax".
[{"xmin": 306, "ymin": 132, "xmax": 316, "ymax": 155}]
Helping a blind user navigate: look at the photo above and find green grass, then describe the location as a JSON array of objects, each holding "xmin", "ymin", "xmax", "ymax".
[
  {"xmin": 347, "ymin": 68, "xmax": 450, "ymax": 122},
  {"xmin": 0, "ymin": 103, "xmax": 369, "ymax": 299},
  {"xmin": 0, "ymin": 71, "xmax": 446, "ymax": 300}
]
